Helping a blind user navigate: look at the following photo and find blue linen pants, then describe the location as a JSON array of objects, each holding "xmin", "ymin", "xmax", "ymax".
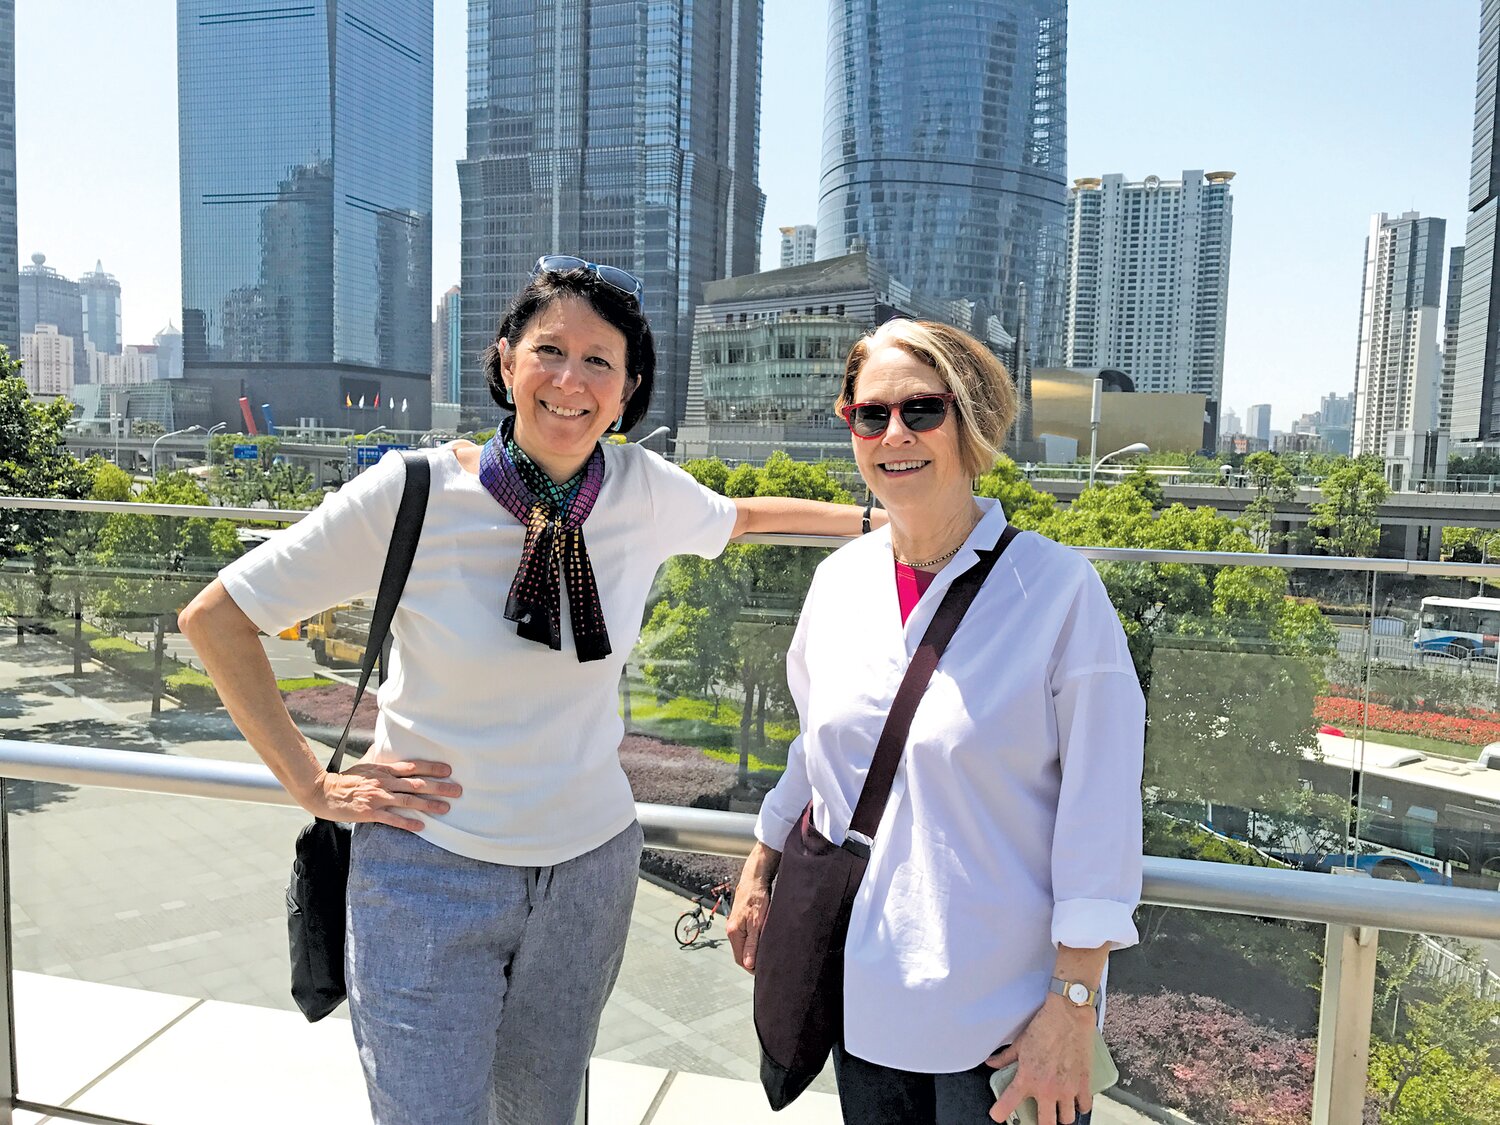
[{"xmin": 345, "ymin": 819, "xmax": 644, "ymax": 1125}]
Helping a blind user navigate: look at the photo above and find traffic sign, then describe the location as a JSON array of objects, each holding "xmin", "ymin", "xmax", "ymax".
[
  {"xmin": 355, "ymin": 445, "xmax": 381, "ymax": 466},
  {"xmin": 232, "ymin": 445, "xmax": 258, "ymax": 461}
]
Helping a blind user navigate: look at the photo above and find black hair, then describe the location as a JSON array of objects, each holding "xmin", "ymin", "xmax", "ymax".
[{"xmin": 483, "ymin": 267, "xmax": 656, "ymax": 432}]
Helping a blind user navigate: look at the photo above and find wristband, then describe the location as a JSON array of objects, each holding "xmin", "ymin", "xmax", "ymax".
[{"xmin": 862, "ymin": 502, "xmax": 873, "ymax": 535}]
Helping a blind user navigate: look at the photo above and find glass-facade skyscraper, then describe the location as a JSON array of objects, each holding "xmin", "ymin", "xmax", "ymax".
[
  {"xmin": 81, "ymin": 260, "xmax": 122, "ymax": 356},
  {"xmin": 459, "ymin": 0, "xmax": 765, "ymax": 432},
  {"xmin": 1453, "ymin": 0, "xmax": 1500, "ymax": 442},
  {"xmin": 816, "ymin": 0, "xmax": 1067, "ymax": 365},
  {"xmin": 178, "ymin": 1, "xmax": 432, "ymax": 381}
]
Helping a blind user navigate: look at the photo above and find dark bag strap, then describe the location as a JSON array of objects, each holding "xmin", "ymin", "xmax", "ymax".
[
  {"xmin": 844, "ymin": 523, "xmax": 1021, "ymax": 849},
  {"xmin": 325, "ymin": 452, "xmax": 431, "ymax": 774}
]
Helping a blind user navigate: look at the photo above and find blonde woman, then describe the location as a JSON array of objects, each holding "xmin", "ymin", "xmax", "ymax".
[{"xmin": 727, "ymin": 319, "xmax": 1144, "ymax": 1125}]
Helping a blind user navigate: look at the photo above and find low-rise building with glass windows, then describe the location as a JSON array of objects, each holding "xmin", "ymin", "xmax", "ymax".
[{"xmin": 677, "ymin": 253, "xmax": 1010, "ymax": 463}]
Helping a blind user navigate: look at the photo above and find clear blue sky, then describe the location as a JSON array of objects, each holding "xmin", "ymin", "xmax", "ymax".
[{"xmin": 16, "ymin": 1, "xmax": 1481, "ymax": 431}]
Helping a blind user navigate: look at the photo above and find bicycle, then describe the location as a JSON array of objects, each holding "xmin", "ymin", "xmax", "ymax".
[{"xmin": 674, "ymin": 880, "xmax": 734, "ymax": 946}]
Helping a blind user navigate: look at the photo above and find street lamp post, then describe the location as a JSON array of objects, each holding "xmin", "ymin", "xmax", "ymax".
[
  {"xmin": 1089, "ymin": 442, "xmax": 1151, "ymax": 488},
  {"xmin": 150, "ymin": 425, "xmax": 203, "ymax": 477},
  {"xmin": 1087, "ymin": 377, "xmax": 1103, "ymax": 487},
  {"xmin": 112, "ymin": 414, "xmax": 122, "ymax": 467},
  {"xmin": 205, "ymin": 421, "xmax": 227, "ymax": 467},
  {"xmin": 635, "ymin": 425, "xmax": 671, "ymax": 449}
]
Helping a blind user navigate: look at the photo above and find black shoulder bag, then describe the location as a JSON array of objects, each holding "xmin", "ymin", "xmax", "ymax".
[
  {"xmin": 753, "ymin": 523, "xmax": 1020, "ymax": 1108},
  {"xmin": 287, "ymin": 451, "xmax": 430, "ymax": 1022}
]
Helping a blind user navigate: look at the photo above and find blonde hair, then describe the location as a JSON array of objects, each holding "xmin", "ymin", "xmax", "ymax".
[{"xmin": 837, "ymin": 319, "xmax": 1018, "ymax": 478}]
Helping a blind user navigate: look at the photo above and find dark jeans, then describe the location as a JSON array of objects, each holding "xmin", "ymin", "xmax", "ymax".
[{"xmin": 832, "ymin": 1042, "xmax": 1093, "ymax": 1125}]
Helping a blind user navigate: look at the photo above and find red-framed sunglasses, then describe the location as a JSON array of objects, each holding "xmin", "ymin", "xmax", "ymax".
[{"xmin": 839, "ymin": 393, "xmax": 956, "ymax": 439}]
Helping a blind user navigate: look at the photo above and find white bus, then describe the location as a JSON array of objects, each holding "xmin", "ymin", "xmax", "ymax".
[{"xmin": 1413, "ymin": 595, "xmax": 1500, "ymax": 660}]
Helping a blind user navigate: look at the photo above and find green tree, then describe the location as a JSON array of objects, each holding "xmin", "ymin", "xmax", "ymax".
[
  {"xmin": 0, "ymin": 366, "xmax": 97, "ymax": 639},
  {"xmin": 205, "ymin": 435, "xmax": 323, "ymax": 510},
  {"xmin": 1309, "ymin": 455, "xmax": 1389, "ymax": 557},
  {"xmin": 973, "ymin": 455, "xmax": 1056, "ymax": 525},
  {"xmin": 641, "ymin": 454, "xmax": 849, "ymax": 789},
  {"xmin": 93, "ymin": 471, "xmax": 240, "ymax": 714},
  {"xmin": 1242, "ymin": 450, "xmax": 1297, "ymax": 551},
  {"xmin": 1033, "ymin": 475, "xmax": 1334, "ymax": 813},
  {"xmin": 1368, "ymin": 941, "xmax": 1500, "ymax": 1125},
  {"xmin": 1450, "ymin": 450, "xmax": 1500, "ymax": 478}
]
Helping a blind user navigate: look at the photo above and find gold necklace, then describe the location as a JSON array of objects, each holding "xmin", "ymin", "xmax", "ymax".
[
  {"xmin": 894, "ymin": 541, "xmax": 965, "ymax": 569},
  {"xmin": 892, "ymin": 510, "xmax": 981, "ymax": 569}
]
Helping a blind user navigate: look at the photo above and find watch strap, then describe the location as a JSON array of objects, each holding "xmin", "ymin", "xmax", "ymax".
[{"xmin": 1049, "ymin": 977, "xmax": 1100, "ymax": 1008}]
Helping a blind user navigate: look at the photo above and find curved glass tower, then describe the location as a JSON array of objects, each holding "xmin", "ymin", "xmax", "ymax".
[{"xmin": 816, "ymin": 0, "xmax": 1067, "ymax": 363}]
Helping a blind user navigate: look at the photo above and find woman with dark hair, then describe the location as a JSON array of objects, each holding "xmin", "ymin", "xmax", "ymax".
[{"xmin": 180, "ymin": 256, "xmax": 874, "ymax": 1125}]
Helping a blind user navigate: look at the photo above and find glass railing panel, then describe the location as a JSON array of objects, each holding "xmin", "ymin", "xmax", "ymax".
[
  {"xmin": 1337, "ymin": 573, "xmax": 1500, "ymax": 892},
  {"xmin": 1128, "ymin": 559, "xmax": 1367, "ymax": 875},
  {"xmin": 5, "ymin": 787, "xmax": 324, "ymax": 1116},
  {"xmin": 1105, "ymin": 908, "xmax": 1321, "ymax": 1125},
  {"xmin": 596, "ymin": 870, "xmax": 837, "ymax": 1098}
]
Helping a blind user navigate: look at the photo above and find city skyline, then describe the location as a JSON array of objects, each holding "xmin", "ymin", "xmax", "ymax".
[{"xmin": 11, "ymin": 0, "xmax": 1483, "ymax": 438}]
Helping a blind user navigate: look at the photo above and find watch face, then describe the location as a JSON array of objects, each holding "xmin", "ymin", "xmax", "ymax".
[{"xmin": 1067, "ymin": 983, "xmax": 1090, "ymax": 1005}]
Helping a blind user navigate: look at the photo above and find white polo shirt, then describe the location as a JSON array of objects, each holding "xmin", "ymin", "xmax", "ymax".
[
  {"xmin": 755, "ymin": 499, "xmax": 1145, "ymax": 1073},
  {"xmin": 220, "ymin": 444, "xmax": 737, "ymax": 866}
]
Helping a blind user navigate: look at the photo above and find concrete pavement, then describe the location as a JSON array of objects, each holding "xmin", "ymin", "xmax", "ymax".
[{"xmin": 0, "ymin": 635, "xmax": 1159, "ymax": 1123}]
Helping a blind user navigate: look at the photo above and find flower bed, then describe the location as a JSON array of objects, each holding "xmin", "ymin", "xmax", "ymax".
[
  {"xmin": 1315, "ymin": 696, "xmax": 1500, "ymax": 747},
  {"xmin": 619, "ymin": 733, "xmax": 741, "ymax": 892},
  {"xmin": 1105, "ymin": 991, "xmax": 1316, "ymax": 1125}
]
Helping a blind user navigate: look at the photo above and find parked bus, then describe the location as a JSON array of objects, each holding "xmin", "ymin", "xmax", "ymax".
[
  {"xmin": 1195, "ymin": 734, "xmax": 1500, "ymax": 890},
  {"xmin": 1413, "ymin": 595, "xmax": 1500, "ymax": 659}
]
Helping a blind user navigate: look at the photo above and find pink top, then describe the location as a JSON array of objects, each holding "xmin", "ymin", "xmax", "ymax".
[{"xmin": 894, "ymin": 560, "xmax": 937, "ymax": 624}]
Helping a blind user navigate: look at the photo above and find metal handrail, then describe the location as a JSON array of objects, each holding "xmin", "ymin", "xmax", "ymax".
[
  {"xmin": 2, "ymin": 739, "xmax": 1497, "ymax": 941},
  {"xmin": 5, "ymin": 494, "xmax": 1500, "ymax": 578}
]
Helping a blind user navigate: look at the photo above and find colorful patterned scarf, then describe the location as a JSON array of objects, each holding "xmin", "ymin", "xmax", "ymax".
[{"xmin": 478, "ymin": 418, "xmax": 611, "ymax": 662}]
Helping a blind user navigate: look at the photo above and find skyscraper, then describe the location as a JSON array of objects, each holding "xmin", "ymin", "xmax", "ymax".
[
  {"xmin": 432, "ymin": 284, "xmax": 461, "ymax": 405},
  {"xmin": 0, "ymin": 1, "xmax": 16, "ymax": 359},
  {"xmin": 1247, "ymin": 403, "xmax": 1271, "ymax": 444},
  {"xmin": 779, "ymin": 225, "xmax": 817, "ymax": 269},
  {"xmin": 816, "ymin": 0, "xmax": 1066, "ymax": 363},
  {"xmin": 20, "ymin": 253, "xmax": 87, "ymax": 387},
  {"xmin": 1063, "ymin": 171, "xmax": 1235, "ymax": 403},
  {"xmin": 1453, "ymin": 0, "xmax": 1500, "ymax": 443},
  {"xmin": 80, "ymin": 260, "xmax": 121, "ymax": 356},
  {"xmin": 458, "ymin": 0, "xmax": 764, "ymax": 432},
  {"xmin": 178, "ymin": 2, "xmax": 433, "ymax": 426},
  {"xmin": 1441, "ymin": 245, "xmax": 1464, "ymax": 435},
  {"xmin": 1353, "ymin": 212, "xmax": 1445, "ymax": 457}
]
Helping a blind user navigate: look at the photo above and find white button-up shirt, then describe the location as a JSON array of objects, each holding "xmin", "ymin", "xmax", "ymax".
[{"xmin": 755, "ymin": 500, "xmax": 1145, "ymax": 1073}]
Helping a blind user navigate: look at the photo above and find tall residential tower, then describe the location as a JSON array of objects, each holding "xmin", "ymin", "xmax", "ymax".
[
  {"xmin": 816, "ymin": 0, "xmax": 1067, "ymax": 363},
  {"xmin": 458, "ymin": 0, "xmax": 765, "ymax": 432},
  {"xmin": 1063, "ymin": 170, "xmax": 1235, "ymax": 403},
  {"xmin": 178, "ymin": 1, "xmax": 433, "ymax": 428},
  {"xmin": 1352, "ymin": 212, "xmax": 1445, "ymax": 457}
]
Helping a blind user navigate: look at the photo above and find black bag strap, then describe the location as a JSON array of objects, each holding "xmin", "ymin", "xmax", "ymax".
[
  {"xmin": 844, "ymin": 522, "xmax": 1021, "ymax": 851},
  {"xmin": 325, "ymin": 452, "xmax": 431, "ymax": 774}
]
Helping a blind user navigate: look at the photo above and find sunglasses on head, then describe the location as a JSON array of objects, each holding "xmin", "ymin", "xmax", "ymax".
[
  {"xmin": 532, "ymin": 255, "xmax": 645, "ymax": 305},
  {"xmin": 839, "ymin": 393, "xmax": 956, "ymax": 439}
]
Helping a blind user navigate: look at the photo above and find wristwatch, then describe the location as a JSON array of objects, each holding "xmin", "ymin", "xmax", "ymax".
[{"xmin": 1049, "ymin": 977, "xmax": 1100, "ymax": 1009}]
